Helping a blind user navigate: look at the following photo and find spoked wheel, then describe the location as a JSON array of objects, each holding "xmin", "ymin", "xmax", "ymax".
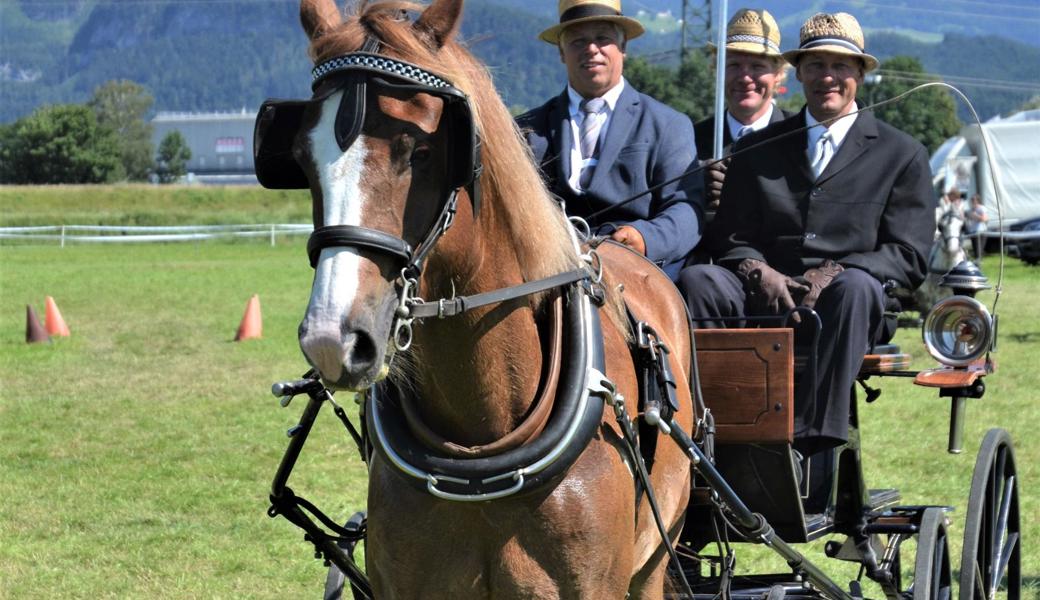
[
  {"xmin": 913, "ymin": 507, "xmax": 954, "ymax": 600},
  {"xmin": 959, "ymin": 428, "xmax": 1021, "ymax": 599}
]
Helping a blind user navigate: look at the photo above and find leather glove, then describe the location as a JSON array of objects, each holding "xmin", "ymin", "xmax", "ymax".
[
  {"xmin": 702, "ymin": 158, "xmax": 728, "ymax": 210},
  {"xmin": 737, "ymin": 258, "xmax": 809, "ymax": 315},
  {"xmin": 797, "ymin": 260, "xmax": 845, "ymax": 310}
]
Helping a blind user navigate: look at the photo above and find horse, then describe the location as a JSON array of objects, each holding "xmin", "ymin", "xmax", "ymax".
[
  {"xmin": 257, "ymin": 0, "xmax": 696, "ymax": 597},
  {"xmin": 914, "ymin": 203, "xmax": 967, "ymax": 313}
]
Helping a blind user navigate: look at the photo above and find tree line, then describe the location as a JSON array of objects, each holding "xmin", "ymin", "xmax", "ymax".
[
  {"xmin": 1, "ymin": 55, "xmax": 963, "ymax": 185},
  {"xmin": 0, "ymin": 81, "xmax": 192, "ymax": 184}
]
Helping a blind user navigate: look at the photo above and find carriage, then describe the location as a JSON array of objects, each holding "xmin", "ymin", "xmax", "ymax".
[{"xmin": 255, "ymin": 0, "xmax": 1020, "ymax": 597}]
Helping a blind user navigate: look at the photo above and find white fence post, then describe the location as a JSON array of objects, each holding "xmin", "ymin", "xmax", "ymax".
[{"xmin": 61, "ymin": 226, "xmax": 66, "ymax": 248}]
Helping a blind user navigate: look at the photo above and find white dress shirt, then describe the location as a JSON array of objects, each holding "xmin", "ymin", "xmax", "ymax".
[{"xmin": 725, "ymin": 103, "xmax": 776, "ymax": 142}]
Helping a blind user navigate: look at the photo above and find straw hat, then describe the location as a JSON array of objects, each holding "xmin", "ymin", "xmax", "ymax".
[
  {"xmin": 538, "ymin": 0, "xmax": 645, "ymax": 45},
  {"xmin": 782, "ymin": 12, "xmax": 879, "ymax": 72},
  {"xmin": 708, "ymin": 9, "xmax": 782, "ymax": 57}
]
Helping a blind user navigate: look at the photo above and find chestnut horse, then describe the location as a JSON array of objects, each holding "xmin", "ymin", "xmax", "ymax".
[{"xmin": 274, "ymin": 0, "xmax": 695, "ymax": 596}]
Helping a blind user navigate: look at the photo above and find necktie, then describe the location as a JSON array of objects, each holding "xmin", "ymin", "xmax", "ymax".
[
  {"xmin": 578, "ymin": 98, "xmax": 606, "ymax": 189},
  {"xmin": 736, "ymin": 125, "xmax": 753, "ymax": 140},
  {"xmin": 579, "ymin": 98, "xmax": 606, "ymax": 159},
  {"xmin": 810, "ymin": 130, "xmax": 833, "ymax": 179}
]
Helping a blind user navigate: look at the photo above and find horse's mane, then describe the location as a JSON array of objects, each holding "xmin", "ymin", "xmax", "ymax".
[{"xmin": 308, "ymin": 0, "xmax": 580, "ymax": 282}]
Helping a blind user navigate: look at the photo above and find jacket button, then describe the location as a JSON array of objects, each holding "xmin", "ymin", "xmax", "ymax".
[
  {"xmin": 811, "ymin": 187, "xmax": 821, "ymax": 197},
  {"xmin": 804, "ymin": 232, "xmax": 817, "ymax": 241}
]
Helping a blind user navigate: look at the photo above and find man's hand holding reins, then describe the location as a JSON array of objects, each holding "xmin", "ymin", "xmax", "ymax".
[{"xmin": 611, "ymin": 225, "xmax": 646, "ymax": 256}]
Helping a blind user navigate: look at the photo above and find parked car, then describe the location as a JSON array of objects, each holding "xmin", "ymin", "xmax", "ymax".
[{"xmin": 1009, "ymin": 215, "xmax": 1040, "ymax": 265}]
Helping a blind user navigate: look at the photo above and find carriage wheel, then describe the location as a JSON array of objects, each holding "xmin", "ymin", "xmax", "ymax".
[
  {"xmin": 959, "ymin": 428, "xmax": 1021, "ymax": 600},
  {"xmin": 912, "ymin": 507, "xmax": 954, "ymax": 600}
]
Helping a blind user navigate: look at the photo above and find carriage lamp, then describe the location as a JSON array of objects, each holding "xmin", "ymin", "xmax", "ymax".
[
  {"xmin": 922, "ymin": 295, "xmax": 994, "ymax": 367},
  {"xmin": 938, "ymin": 259, "xmax": 990, "ymax": 297}
]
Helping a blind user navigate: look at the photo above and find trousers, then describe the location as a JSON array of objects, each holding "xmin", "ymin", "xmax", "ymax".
[{"xmin": 679, "ymin": 264, "xmax": 886, "ymax": 453}]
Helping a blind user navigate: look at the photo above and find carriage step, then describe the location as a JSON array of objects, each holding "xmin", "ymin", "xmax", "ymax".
[{"xmin": 804, "ymin": 512, "xmax": 834, "ymax": 540}]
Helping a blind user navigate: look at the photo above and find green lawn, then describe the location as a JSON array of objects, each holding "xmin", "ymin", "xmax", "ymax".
[{"xmin": 1, "ymin": 237, "xmax": 1036, "ymax": 597}]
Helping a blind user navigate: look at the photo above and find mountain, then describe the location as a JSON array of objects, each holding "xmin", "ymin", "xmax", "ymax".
[{"xmin": 1, "ymin": 0, "xmax": 1038, "ymax": 124}]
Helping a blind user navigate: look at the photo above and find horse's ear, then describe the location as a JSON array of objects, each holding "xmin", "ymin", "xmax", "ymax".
[
  {"xmin": 300, "ymin": 0, "xmax": 343, "ymax": 41},
  {"xmin": 413, "ymin": 0, "xmax": 463, "ymax": 49}
]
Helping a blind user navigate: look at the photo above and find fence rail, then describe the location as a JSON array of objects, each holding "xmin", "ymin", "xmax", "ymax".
[{"xmin": 0, "ymin": 224, "xmax": 312, "ymax": 246}]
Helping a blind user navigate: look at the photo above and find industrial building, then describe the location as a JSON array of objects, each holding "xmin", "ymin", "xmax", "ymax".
[{"xmin": 151, "ymin": 109, "xmax": 258, "ymax": 184}]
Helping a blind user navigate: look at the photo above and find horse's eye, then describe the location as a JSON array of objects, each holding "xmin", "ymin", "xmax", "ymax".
[{"xmin": 410, "ymin": 144, "xmax": 431, "ymax": 165}]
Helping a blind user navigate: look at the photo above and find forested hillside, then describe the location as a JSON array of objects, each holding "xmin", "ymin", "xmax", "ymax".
[{"xmin": 2, "ymin": 0, "xmax": 1037, "ymax": 124}]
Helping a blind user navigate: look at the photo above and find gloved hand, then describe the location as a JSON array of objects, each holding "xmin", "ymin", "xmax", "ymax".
[
  {"xmin": 703, "ymin": 158, "xmax": 728, "ymax": 210},
  {"xmin": 737, "ymin": 258, "xmax": 809, "ymax": 314},
  {"xmin": 798, "ymin": 260, "xmax": 844, "ymax": 310}
]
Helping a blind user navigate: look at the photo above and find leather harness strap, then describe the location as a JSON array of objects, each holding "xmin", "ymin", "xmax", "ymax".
[{"xmin": 398, "ymin": 292, "xmax": 564, "ymax": 457}]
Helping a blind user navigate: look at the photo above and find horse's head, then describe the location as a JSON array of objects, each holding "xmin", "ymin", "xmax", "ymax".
[{"xmin": 255, "ymin": 0, "xmax": 479, "ymax": 390}]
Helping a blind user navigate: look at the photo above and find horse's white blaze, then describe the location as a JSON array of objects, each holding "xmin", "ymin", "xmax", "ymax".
[{"xmin": 302, "ymin": 92, "xmax": 369, "ymax": 367}]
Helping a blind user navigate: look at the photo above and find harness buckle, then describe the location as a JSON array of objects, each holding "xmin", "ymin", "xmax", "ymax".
[{"xmin": 392, "ymin": 270, "xmax": 422, "ymax": 351}]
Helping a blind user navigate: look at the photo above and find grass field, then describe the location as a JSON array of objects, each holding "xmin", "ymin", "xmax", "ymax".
[{"xmin": 1, "ymin": 189, "xmax": 1037, "ymax": 598}]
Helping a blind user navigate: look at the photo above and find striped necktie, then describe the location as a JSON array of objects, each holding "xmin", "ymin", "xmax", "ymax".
[
  {"xmin": 579, "ymin": 97, "xmax": 606, "ymax": 159},
  {"xmin": 578, "ymin": 98, "xmax": 606, "ymax": 190}
]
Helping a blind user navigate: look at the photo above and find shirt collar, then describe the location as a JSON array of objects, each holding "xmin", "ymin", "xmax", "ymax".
[
  {"xmin": 805, "ymin": 104, "xmax": 858, "ymax": 150},
  {"xmin": 725, "ymin": 103, "xmax": 774, "ymax": 139},
  {"xmin": 567, "ymin": 78, "xmax": 626, "ymax": 118}
]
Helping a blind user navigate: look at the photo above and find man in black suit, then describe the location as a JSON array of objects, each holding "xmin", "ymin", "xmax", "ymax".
[
  {"xmin": 694, "ymin": 8, "xmax": 794, "ymax": 209},
  {"xmin": 680, "ymin": 12, "xmax": 936, "ymax": 454}
]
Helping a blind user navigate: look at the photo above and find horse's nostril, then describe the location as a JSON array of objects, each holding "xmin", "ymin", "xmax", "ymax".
[{"xmin": 348, "ymin": 331, "xmax": 378, "ymax": 369}]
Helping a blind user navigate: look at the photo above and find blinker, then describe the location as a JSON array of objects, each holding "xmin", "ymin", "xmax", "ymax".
[{"xmin": 252, "ymin": 51, "xmax": 483, "ymax": 217}]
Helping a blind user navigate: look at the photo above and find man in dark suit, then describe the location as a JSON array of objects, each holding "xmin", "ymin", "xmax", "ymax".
[
  {"xmin": 680, "ymin": 12, "xmax": 936, "ymax": 454},
  {"xmin": 694, "ymin": 8, "xmax": 794, "ymax": 209},
  {"xmin": 516, "ymin": 0, "xmax": 702, "ymax": 281}
]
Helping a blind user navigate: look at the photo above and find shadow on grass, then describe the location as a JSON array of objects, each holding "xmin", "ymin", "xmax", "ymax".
[{"xmin": 1005, "ymin": 331, "xmax": 1040, "ymax": 343}]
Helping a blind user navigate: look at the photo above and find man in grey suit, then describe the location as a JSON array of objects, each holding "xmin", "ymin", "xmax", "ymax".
[
  {"xmin": 680, "ymin": 12, "xmax": 936, "ymax": 454},
  {"xmin": 516, "ymin": 0, "xmax": 702, "ymax": 281}
]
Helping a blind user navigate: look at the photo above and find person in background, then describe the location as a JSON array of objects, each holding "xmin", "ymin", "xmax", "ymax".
[
  {"xmin": 516, "ymin": 0, "xmax": 702, "ymax": 281},
  {"xmin": 679, "ymin": 12, "xmax": 936, "ymax": 455},
  {"xmin": 695, "ymin": 8, "xmax": 795, "ymax": 210},
  {"xmin": 965, "ymin": 193, "xmax": 989, "ymax": 260}
]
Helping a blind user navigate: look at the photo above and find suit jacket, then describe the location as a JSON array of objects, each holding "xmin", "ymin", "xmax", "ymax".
[
  {"xmin": 709, "ymin": 108, "xmax": 936, "ymax": 290},
  {"xmin": 693, "ymin": 107, "xmax": 794, "ymax": 161},
  {"xmin": 516, "ymin": 82, "xmax": 702, "ymax": 280}
]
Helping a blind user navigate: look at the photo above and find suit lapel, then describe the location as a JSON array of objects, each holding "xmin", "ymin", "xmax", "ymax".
[
  {"xmin": 547, "ymin": 89, "xmax": 572, "ymax": 185},
  {"xmin": 817, "ymin": 110, "xmax": 878, "ymax": 184},
  {"xmin": 783, "ymin": 110, "xmax": 815, "ymax": 184},
  {"xmin": 588, "ymin": 83, "xmax": 638, "ymax": 190}
]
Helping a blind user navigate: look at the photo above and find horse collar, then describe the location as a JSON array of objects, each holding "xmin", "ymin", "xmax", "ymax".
[{"xmin": 366, "ymin": 283, "xmax": 609, "ymax": 502}]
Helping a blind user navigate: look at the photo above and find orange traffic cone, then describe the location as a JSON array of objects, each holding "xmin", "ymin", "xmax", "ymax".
[
  {"xmin": 44, "ymin": 296, "xmax": 71, "ymax": 337},
  {"xmin": 26, "ymin": 305, "xmax": 50, "ymax": 344},
  {"xmin": 234, "ymin": 294, "xmax": 262, "ymax": 341}
]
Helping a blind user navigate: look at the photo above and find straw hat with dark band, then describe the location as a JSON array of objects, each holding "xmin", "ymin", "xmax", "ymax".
[
  {"xmin": 539, "ymin": 0, "xmax": 645, "ymax": 45},
  {"xmin": 708, "ymin": 8, "xmax": 782, "ymax": 57},
  {"xmin": 782, "ymin": 12, "xmax": 879, "ymax": 72}
]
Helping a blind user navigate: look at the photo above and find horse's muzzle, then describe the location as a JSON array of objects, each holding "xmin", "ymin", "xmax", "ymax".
[{"xmin": 299, "ymin": 317, "xmax": 389, "ymax": 391}]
